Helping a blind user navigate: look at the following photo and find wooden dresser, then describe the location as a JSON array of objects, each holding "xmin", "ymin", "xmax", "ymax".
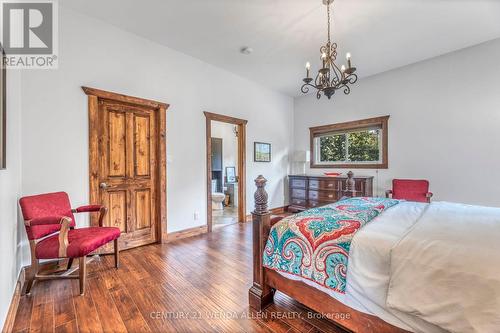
[{"xmin": 288, "ymin": 173, "xmax": 374, "ymax": 212}]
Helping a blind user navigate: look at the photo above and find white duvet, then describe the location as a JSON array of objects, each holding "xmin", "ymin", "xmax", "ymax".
[
  {"xmin": 278, "ymin": 201, "xmax": 500, "ymax": 333},
  {"xmin": 387, "ymin": 202, "xmax": 500, "ymax": 333}
]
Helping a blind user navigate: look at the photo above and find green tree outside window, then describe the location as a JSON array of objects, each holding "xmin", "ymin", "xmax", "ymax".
[{"xmin": 319, "ymin": 129, "xmax": 380, "ymax": 162}]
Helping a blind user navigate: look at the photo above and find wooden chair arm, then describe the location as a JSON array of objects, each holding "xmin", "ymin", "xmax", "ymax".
[
  {"xmin": 385, "ymin": 190, "xmax": 393, "ymax": 198},
  {"xmin": 97, "ymin": 207, "xmax": 108, "ymax": 227},
  {"xmin": 24, "ymin": 216, "xmax": 72, "ymax": 257},
  {"xmin": 72, "ymin": 205, "xmax": 103, "ymax": 213},
  {"xmin": 58, "ymin": 217, "xmax": 72, "ymax": 257},
  {"xmin": 72, "ymin": 205, "xmax": 108, "ymax": 227},
  {"xmin": 25, "ymin": 216, "xmax": 67, "ymax": 227}
]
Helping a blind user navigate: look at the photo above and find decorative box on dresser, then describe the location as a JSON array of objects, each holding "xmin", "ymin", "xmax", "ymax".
[{"xmin": 288, "ymin": 173, "xmax": 374, "ymax": 212}]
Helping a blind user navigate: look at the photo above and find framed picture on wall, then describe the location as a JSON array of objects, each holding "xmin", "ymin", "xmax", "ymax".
[
  {"xmin": 225, "ymin": 166, "xmax": 236, "ymax": 183},
  {"xmin": 254, "ymin": 142, "xmax": 271, "ymax": 162},
  {"xmin": 0, "ymin": 44, "xmax": 6, "ymax": 169}
]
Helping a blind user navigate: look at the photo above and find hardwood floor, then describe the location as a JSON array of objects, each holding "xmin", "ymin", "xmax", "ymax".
[{"xmin": 12, "ymin": 223, "xmax": 347, "ymax": 333}]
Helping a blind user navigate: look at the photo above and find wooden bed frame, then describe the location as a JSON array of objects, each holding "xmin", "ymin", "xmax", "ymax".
[{"xmin": 248, "ymin": 175, "xmax": 408, "ymax": 333}]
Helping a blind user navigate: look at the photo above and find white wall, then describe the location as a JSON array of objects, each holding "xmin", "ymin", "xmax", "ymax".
[
  {"xmin": 19, "ymin": 7, "xmax": 293, "ymax": 266},
  {"xmin": 294, "ymin": 38, "xmax": 500, "ymax": 207},
  {"xmin": 0, "ymin": 70, "xmax": 23, "ymax": 328},
  {"xmin": 211, "ymin": 121, "xmax": 238, "ymax": 182}
]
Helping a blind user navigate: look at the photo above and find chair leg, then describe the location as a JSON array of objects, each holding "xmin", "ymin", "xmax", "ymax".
[
  {"xmin": 79, "ymin": 256, "xmax": 87, "ymax": 295},
  {"xmin": 24, "ymin": 242, "xmax": 38, "ymax": 295},
  {"xmin": 23, "ymin": 272, "xmax": 36, "ymax": 295},
  {"xmin": 114, "ymin": 239, "xmax": 119, "ymax": 268},
  {"xmin": 67, "ymin": 258, "xmax": 74, "ymax": 270},
  {"xmin": 66, "ymin": 228, "xmax": 75, "ymax": 271}
]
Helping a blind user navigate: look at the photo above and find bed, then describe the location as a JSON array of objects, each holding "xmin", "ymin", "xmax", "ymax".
[{"xmin": 248, "ymin": 174, "xmax": 500, "ymax": 333}]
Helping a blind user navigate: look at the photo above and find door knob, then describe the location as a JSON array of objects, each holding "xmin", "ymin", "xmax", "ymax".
[{"xmin": 100, "ymin": 182, "xmax": 108, "ymax": 189}]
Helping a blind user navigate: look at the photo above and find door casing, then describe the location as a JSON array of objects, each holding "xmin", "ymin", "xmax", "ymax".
[
  {"xmin": 83, "ymin": 87, "xmax": 168, "ymax": 245},
  {"xmin": 204, "ymin": 111, "xmax": 247, "ymax": 232}
]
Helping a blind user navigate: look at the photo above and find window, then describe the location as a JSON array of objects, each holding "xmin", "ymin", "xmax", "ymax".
[{"xmin": 310, "ymin": 116, "xmax": 389, "ymax": 169}]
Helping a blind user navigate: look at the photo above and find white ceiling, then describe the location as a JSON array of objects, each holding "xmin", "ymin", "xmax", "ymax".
[{"xmin": 62, "ymin": 0, "xmax": 500, "ymax": 97}]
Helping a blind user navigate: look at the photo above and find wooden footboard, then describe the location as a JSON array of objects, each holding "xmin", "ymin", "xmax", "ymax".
[{"xmin": 248, "ymin": 175, "xmax": 408, "ymax": 333}]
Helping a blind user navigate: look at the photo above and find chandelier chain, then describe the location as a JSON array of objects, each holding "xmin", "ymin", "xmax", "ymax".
[{"xmin": 327, "ymin": 2, "xmax": 331, "ymax": 46}]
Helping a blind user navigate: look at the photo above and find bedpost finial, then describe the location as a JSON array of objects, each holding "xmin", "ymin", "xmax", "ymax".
[{"xmin": 254, "ymin": 175, "xmax": 269, "ymax": 214}]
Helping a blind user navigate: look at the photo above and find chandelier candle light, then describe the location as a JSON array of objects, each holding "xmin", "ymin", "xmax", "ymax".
[{"xmin": 301, "ymin": 0, "xmax": 358, "ymax": 100}]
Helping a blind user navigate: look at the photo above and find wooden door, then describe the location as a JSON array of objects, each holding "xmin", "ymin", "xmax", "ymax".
[
  {"xmin": 84, "ymin": 87, "xmax": 168, "ymax": 250},
  {"xmin": 96, "ymin": 100, "xmax": 158, "ymax": 250}
]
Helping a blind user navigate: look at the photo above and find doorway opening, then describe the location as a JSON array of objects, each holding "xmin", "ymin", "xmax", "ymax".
[{"xmin": 204, "ymin": 112, "xmax": 247, "ymax": 232}]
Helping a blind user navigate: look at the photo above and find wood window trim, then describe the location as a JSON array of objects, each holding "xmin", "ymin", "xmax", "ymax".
[
  {"xmin": 204, "ymin": 111, "xmax": 247, "ymax": 233},
  {"xmin": 83, "ymin": 87, "xmax": 169, "ymax": 243},
  {"xmin": 309, "ymin": 115, "xmax": 389, "ymax": 169}
]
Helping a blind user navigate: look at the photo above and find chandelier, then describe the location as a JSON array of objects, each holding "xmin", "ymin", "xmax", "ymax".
[{"xmin": 301, "ymin": 0, "xmax": 358, "ymax": 100}]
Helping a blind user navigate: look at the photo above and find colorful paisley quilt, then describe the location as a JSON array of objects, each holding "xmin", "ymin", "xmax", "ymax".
[{"xmin": 263, "ymin": 197, "xmax": 400, "ymax": 294}]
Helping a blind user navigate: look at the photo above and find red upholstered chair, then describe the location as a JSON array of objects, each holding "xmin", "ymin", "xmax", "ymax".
[
  {"xmin": 385, "ymin": 179, "xmax": 433, "ymax": 203},
  {"xmin": 19, "ymin": 192, "xmax": 121, "ymax": 295}
]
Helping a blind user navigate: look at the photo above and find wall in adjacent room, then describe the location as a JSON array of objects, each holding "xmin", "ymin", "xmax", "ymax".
[
  {"xmin": 0, "ymin": 70, "xmax": 23, "ymax": 329},
  {"xmin": 294, "ymin": 38, "xmax": 500, "ymax": 206},
  {"xmin": 19, "ymin": 7, "xmax": 293, "ymax": 265},
  {"xmin": 211, "ymin": 121, "xmax": 238, "ymax": 182}
]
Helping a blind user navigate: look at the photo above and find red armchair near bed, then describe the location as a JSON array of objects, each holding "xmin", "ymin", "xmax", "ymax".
[
  {"xmin": 19, "ymin": 192, "xmax": 121, "ymax": 295},
  {"xmin": 385, "ymin": 179, "xmax": 433, "ymax": 203}
]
